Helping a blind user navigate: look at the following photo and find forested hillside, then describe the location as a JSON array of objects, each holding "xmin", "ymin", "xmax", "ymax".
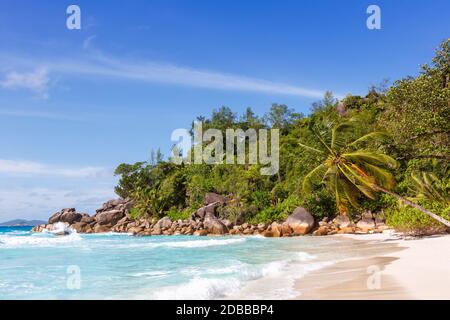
[{"xmin": 114, "ymin": 40, "xmax": 450, "ymax": 234}]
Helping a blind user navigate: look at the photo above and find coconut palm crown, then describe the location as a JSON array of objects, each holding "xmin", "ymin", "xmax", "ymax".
[
  {"xmin": 300, "ymin": 120, "xmax": 396, "ymax": 215},
  {"xmin": 300, "ymin": 120, "xmax": 450, "ymax": 227}
]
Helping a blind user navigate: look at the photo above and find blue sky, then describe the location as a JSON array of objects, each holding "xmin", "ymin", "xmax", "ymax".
[{"xmin": 0, "ymin": 0, "xmax": 449, "ymax": 221}]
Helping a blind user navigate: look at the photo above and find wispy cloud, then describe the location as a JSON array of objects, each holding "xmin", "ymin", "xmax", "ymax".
[
  {"xmin": 0, "ymin": 67, "xmax": 50, "ymax": 98},
  {"xmin": 0, "ymin": 186, "xmax": 115, "ymax": 221},
  {"xmin": 0, "ymin": 52, "xmax": 335, "ymax": 99},
  {"xmin": 82, "ymin": 35, "xmax": 97, "ymax": 50},
  {"xmin": 0, "ymin": 159, "xmax": 111, "ymax": 178},
  {"xmin": 54, "ymin": 54, "xmax": 329, "ymax": 98}
]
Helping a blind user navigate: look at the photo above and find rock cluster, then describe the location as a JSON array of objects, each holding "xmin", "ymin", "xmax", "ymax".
[
  {"xmin": 32, "ymin": 194, "xmax": 388, "ymax": 237},
  {"xmin": 33, "ymin": 199, "xmax": 133, "ymax": 234},
  {"xmin": 311, "ymin": 211, "xmax": 388, "ymax": 236}
]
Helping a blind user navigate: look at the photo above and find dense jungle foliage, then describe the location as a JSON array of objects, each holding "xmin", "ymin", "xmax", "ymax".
[{"xmin": 114, "ymin": 40, "xmax": 450, "ymax": 233}]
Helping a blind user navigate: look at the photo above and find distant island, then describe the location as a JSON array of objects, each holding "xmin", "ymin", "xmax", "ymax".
[{"xmin": 0, "ymin": 219, "xmax": 46, "ymax": 227}]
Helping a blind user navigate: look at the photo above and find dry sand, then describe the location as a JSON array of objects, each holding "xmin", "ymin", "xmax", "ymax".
[{"xmin": 295, "ymin": 232, "xmax": 450, "ymax": 299}]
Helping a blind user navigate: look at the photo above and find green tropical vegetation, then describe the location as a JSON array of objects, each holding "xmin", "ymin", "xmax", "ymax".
[{"xmin": 114, "ymin": 39, "xmax": 450, "ymax": 234}]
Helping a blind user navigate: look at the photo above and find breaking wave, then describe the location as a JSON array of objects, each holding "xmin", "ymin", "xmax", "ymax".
[
  {"xmin": 0, "ymin": 232, "xmax": 82, "ymax": 248},
  {"xmin": 151, "ymin": 251, "xmax": 321, "ymax": 300}
]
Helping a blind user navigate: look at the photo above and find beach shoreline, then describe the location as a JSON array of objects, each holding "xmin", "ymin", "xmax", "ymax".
[{"xmin": 294, "ymin": 232, "xmax": 450, "ymax": 300}]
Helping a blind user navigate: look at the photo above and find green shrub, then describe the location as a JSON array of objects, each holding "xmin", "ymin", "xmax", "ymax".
[
  {"xmin": 166, "ymin": 208, "xmax": 192, "ymax": 221},
  {"xmin": 301, "ymin": 190, "xmax": 337, "ymax": 220},
  {"xmin": 386, "ymin": 202, "xmax": 450, "ymax": 235},
  {"xmin": 249, "ymin": 195, "xmax": 302, "ymax": 224},
  {"xmin": 250, "ymin": 190, "xmax": 271, "ymax": 210},
  {"xmin": 128, "ymin": 207, "xmax": 142, "ymax": 220}
]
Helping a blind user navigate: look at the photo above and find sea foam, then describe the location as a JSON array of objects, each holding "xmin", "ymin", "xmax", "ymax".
[
  {"xmin": 151, "ymin": 276, "xmax": 242, "ymax": 300},
  {"xmin": 0, "ymin": 232, "xmax": 82, "ymax": 248},
  {"xmin": 149, "ymin": 251, "xmax": 318, "ymax": 300}
]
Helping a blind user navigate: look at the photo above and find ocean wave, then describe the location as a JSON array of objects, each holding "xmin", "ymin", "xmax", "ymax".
[
  {"xmin": 86, "ymin": 231, "xmax": 134, "ymax": 237},
  {"xmin": 296, "ymin": 251, "xmax": 316, "ymax": 261},
  {"xmin": 1, "ymin": 230, "xmax": 31, "ymax": 236},
  {"xmin": 181, "ymin": 261, "xmax": 248, "ymax": 276},
  {"xmin": 156, "ymin": 238, "xmax": 246, "ymax": 248},
  {"xmin": 150, "ymin": 251, "xmax": 318, "ymax": 300},
  {"xmin": 0, "ymin": 232, "xmax": 82, "ymax": 248},
  {"xmin": 181, "ymin": 251, "xmax": 316, "ymax": 278},
  {"xmin": 230, "ymin": 258, "xmax": 333, "ymax": 300},
  {"xmin": 115, "ymin": 238, "xmax": 246, "ymax": 249},
  {"xmin": 129, "ymin": 270, "xmax": 172, "ymax": 278},
  {"xmin": 151, "ymin": 276, "xmax": 242, "ymax": 300}
]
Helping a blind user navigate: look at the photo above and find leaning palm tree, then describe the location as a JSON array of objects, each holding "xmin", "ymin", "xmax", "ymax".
[{"xmin": 300, "ymin": 120, "xmax": 450, "ymax": 227}]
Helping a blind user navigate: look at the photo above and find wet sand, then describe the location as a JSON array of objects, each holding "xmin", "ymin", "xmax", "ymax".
[{"xmin": 295, "ymin": 232, "xmax": 450, "ymax": 299}]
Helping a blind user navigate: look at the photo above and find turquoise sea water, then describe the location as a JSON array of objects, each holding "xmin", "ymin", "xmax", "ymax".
[{"xmin": 0, "ymin": 226, "xmax": 354, "ymax": 299}]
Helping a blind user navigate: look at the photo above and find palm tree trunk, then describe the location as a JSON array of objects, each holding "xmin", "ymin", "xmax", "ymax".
[{"xmin": 374, "ymin": 185, "xmax": 450, "ymax": 228}]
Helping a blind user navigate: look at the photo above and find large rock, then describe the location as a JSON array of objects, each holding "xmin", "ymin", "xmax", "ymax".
[
  {"xmin": 155, "ymin": 217, "xmax": 173, "ymax": 229},
  {"xmin": 128, "ymin": 226, "xmax": 144, "ymax": 235},
  {"xmin": 204, "ymin": 193, "xmax": 226, "ymax": 205},
  {"xmin": 270, "ymin": 222, "xmax": 282, "ymax": 237},
  {"xmin": 194, "ymin": 207, "xmax": 206, "ymax": 219},
  {"xmin": 95, "ymin": 210, "xmax": 124, "ymax": 226},
  {"xmin": 94, "ymin": 224, "xmax": 111, "ymax": 233},
  {"xmin": 81, "ymin": 215, "xmax": 95, "ymax": 224},
  {"xmin": 193, "ymin": 229, "xmax": 208, "ymax": 236},
  {"xmin": 96, "ymin": 198, "xmax": 133, "ymax": 218},
  {"xmin": 356, "ymin": 218, "xmax": 375, "ymax": 232},
  {"xmin": 98, "ymin": 199, "xmax": 127, "ymax": 212},
  {"xmin": 38, "ymin": 198, "xmax": 133, "ymax": 234},
  {"xmin": 313, "ymin": 226, "xmax": 329, "ymax": 236},
  {"xmin": 338, "ymin": 226, "xmax": 356, "ymax": 234},
  {"xmin": 48, "ymin": 212, "xmax": 62, "ymax": 224},
  {"xmin": 356, "ymin": 219, "xmax": 376, "ymax": 232},
  {"xmin": 72, "ymin": 222, "xmax": 89, "ymax": 233},
  {"xmin": 220, "ymin": 219, "xmax": 233, "ymax": 228},
  {"xmin": 285, "ymin": 207, "xmax": 315, "ymax": 235},
  {"xmin": 203, "ymin": 216, "xmax": 228, "ymax": 235},
  {"xmin": 151, "ymin": 229, "xmax": 163, "ymax": 235},
  {"xmin": 32, "ymin": 224, "xmax": 46, "ymax": 232},
  {"xmin": 262, "ymin": 230, "xmax": 274, "ymax": 237},
  {"xmin": 49, "ymin": 208, "xmax": 81, "ymax": 224},
  {"xmin": 356, "ymin": 212, "xmax": 376, "ymax": 232},
  {"xmin": 332, "ymin": 215, "xmax": 352, "ymax": 228},
  {"xmin": 60, "ymin": 211, "xmax": 82, "ymax": 224},
  {"xmin": 281, "ymin": 222, "xmax": 292, "ymax": 236},
  {"xmin": 48, "ymin": 208, "xmax": 83, "ymax": 225},
  {"xmin": 192, "ymin": 202, "xmax": 221, "ymax": 220}
]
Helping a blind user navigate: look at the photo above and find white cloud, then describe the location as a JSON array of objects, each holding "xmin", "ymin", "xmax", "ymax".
[
  {"xmin": 0, "ymin": 67, "xmax": 50, "ymax": 98},
  {"xmin": 0, "ymin": 53, "xmax": 337, "ymax": 99},
  {"xmin": 0, "ymin": 187, "xmax": 115, "ymax": 221},
  {"xmin": 0, "ymin": 159, "xmax": 111, "ymax": 178},
  {"xmin": 0, "ymin": 159, "xmax": 117, "ymax": 221},
  {"xmin": 50, "ymin": 54, "xmax": 329, "ymax": 98},
  {"xmin": 82, "ymin": 35, "xmax": 97, "ymax": 50}
]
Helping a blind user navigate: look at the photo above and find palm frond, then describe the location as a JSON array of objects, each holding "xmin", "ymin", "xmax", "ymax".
[
  {"xmin": 340, "ymin": 179, "xmax": 361, "ymax": 208},
  {"xmin": 312, "ymin": 128, "xmax": 334, "ymax": 155},
  {"xmin": 331, "ymin": 122, "xmax": 354, "ymax": 149},
  {"xmin": 302, "ymin": 164, "xmax": 327, "ymax": 193},
  {"xmin": 348, "ymin": 131, "xmax": 390, "ymax": 148},
  {"xmin": 359, "ymin": 162, "xmax": 396, "ymax": 190},
  {"xmin": 338, "ymin": 163, "xmax": 377, "ymax": 198},
  {"xmin": 298, "ymin": 142, "xmax": 324, "ymax": 154},
  {"xmin": 343, "ymin": 151, "xmax": 399, "ymax": 169}
]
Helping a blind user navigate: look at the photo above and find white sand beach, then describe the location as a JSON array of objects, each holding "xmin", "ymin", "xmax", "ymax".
[{"xmin": 295, "ymin": 232, "xmax": 450, "ymax": 299}]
